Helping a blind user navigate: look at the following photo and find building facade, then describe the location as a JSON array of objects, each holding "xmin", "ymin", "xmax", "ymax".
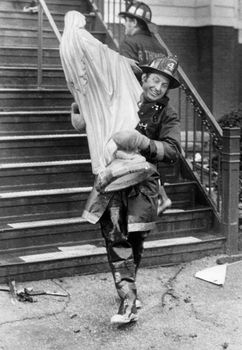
[{"xmin": 145, "ymin": 0, "xmax": 242, "ymax": 120}]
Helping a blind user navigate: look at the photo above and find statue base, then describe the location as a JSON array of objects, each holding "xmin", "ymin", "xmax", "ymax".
[{"xmin": 95, "ymin": 156, "xmax": 156, "ymax": 193}]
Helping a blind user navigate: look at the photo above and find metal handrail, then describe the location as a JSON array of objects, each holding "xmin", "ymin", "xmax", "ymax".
[
  {"xmin": 90, "ymin": 0, "xmax": 119, "ymax": 49},
  {"xmin": 36, "ymin": 0, "xmax": 61, "ymax": 87},
  {"xmin": 38, "ymin": 0, "xmax": 61, "ymax": 42}
]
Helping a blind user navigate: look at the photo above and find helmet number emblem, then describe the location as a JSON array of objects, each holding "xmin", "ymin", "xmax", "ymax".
[{"xmin": 167, "ymin": 62, "xmax": 175, "ymax": 72}]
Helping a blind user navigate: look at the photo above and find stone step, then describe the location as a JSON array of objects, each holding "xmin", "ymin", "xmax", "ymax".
[
  {"xmin": 0, "ymin": 208, "xmax": 215, "ymax": 251},
  {"xmin": 0, "ymin": 10, "xmax": 96, "ymax": 31},
  {"xmin": 0, "ymin": 0, "xmax": 92, "ymax": 14},
  {"xmin": 0, "ymin": 130, "xmax": 183, "ymax": 185},
  {"xmin": 0, "ymin": 234, "xmax": 225, "ymax": 283},
  {"xmin": 0, "ymin": 46, "xmax": 62, "ymax": 66},
  {"xmin": 0, "ymin": 186, "xmax": 91, "ymax": 223},
  {"xmin": 0, "ymin": 134, "xmax": 88, "ymax": 162},
  {"xmin": 0, "ymin": 66, "xmax": 66, "ymax": 88},
  {"xmin": 0, "ymin": 110, "xmax": 74, "ymax": 135},
  {"xmin": 0, "ymin": 182, "xmax": 201, "ymax": 223},
  {"xmin": 0, "ymin": 159, "xmax": 93, "ymax": 191},
  {"xmin": 0, "ymin": 26, "xmax": 60, "ymax": 47},
  {"xmin": 0, "ymin": 10, "xmax": 63, "ymax": 29},
  {"xmin": 0, "ymin": 26, "xmax": 106, "ymax": 47},
  {"xmin": 0, "ymin": 158, "xmax": 184, "ymax": 191},
  {"xmin": 0, "ymin": 160, "xmax": 182, "ymax": 192},
  {"xmin": 0, "ymin": 88, "xmax": 73, "ymax": 110},
  {"xmin": 0, "ymin": 217, "xmax": 100, "ymax": 250}
]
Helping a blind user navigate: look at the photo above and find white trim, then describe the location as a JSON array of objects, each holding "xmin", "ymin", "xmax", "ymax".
[
  {"xmin": 146, "ymin": 0, "xmax": 241, "ymax": 29},
  {"xmin": 152, "ymin": 16, "xmax": 238, "ymax": 28},
  {"xmin": 19, "ymin": 236, "xmax": 202, "ymax": 263},
  {"xmin": 105, "ymin": 0, "xmax": 241, "ymax": 31},
  {"xmin": 0, "ymin": 159, "xmax": 91, "ymax": 169},
  {"xmin": 0, "ymin": 187, "xmax": 92, "ymax": 198},
  {"xmin": 128, "ymin": 221, "xmax": 156, "ymax": 232},
  {"xmin": 144, "ymin": 236, "xmax": 201, "ymax": 249},
  {"xmin": 8, "ymin": 217, "xmax": 87, "ymax": 229}
]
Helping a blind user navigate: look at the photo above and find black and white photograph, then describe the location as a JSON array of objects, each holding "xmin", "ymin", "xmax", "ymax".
[{"xmin": 0, "ymin": 0, "xmax": 241, "ymax": 349}]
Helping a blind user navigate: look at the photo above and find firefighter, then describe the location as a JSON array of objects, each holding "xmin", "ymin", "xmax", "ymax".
[
  {"xmin": 119, "ymin": 1, "xmax": 167, "ymax": 70},
  {"xmin": 83, "ymin": 55, "xmax": 181, "ymax": 325}
]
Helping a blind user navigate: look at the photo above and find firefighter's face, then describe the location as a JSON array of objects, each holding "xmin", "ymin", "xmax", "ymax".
[
  {"xmin": 123, "ymin": 17, "xmax": 137, "ymax": 36},
  {"xmin": 142, "ymin": 73, "xmax": 169, "ymax": 101}
]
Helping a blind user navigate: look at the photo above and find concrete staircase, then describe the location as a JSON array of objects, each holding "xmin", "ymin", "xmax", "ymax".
[{"xmin": 0, "ymin": 0, "xmax": 225, "ymax": 282}]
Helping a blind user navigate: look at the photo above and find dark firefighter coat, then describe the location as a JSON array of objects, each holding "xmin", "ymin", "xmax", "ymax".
[
  {"xmin": 119, "ymin": 29, "xmax": 168, "ymax": 66},
  {"xmin": 82, "ymin": 94, "xmax": 181, "ymax": 231}
]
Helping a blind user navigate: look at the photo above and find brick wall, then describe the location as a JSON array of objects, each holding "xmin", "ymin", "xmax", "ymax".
[
  {"xmin": 158, "ymin": 26, "xmax": 199, "ymax": 91},
  {"xmin": 239, "ymin": 43, "xmax": 242, "ymax": 108},
  {"xmin": 157, "ymin": 26, "xmax": 199, "ymax": 130},
  {"xmin": 158, "ymin": 25, "xmax": 240, "ymax": 120},
  {"xmin": 212, "ymin": 26, "xmax": 239, "ymax": 119},
  {"xmin": 196, "ymin": 27, "xmax": 213, "ymax": 112}
]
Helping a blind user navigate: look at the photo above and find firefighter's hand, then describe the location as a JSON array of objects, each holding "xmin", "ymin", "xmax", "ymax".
[
  {"xmin": 71, "ymin": 102, "xmax": 79, "ymax": 115},
  {"xmin": 124, "ymin": 57, "xmax": 142, "ymax": 75},
  {"xmin": 112, "ymin": 130, "xmax": 150, "ymax": 152},
  {"xmin": 71, "ymin": 102, "xmax": 86, "ymax": 132}
]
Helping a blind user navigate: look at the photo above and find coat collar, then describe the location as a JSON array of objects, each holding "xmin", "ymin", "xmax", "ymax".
[
  {"xmin": 140, "ymin": 94, "xmax": 169, "ymax": 108},
  {"xmin": 130, "ymin": 29, "xmax": 151, "ymax": 37}
]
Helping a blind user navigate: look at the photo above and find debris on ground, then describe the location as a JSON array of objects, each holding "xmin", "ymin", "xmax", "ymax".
[
  {"xmin": 161, "ymin": 265, "xmax": 184, "ymax": 307},
  {"xmin": 183, "ymin": 296, "xmax": 191, "ymax": 303},
  {"xmin": 217, "ymin": 253, "xmax": 242, "ymax": 265},
  {"xmin": 0, "ymin": 281, "xmax": 68, "ymax": 303}
]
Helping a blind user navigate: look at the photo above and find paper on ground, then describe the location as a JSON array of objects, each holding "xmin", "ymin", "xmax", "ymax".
[{"xmin": 195, "ymin": 264, "xmax": 227, "ymax": 286}]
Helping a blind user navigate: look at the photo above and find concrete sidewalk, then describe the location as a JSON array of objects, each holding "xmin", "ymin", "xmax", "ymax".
[{"xmin": 0, "ymin": 255, "xmax": 241, "ymax": 350}]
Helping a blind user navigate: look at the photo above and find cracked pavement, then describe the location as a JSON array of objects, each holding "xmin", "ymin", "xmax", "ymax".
[{"xmin": 0, "ymin": 255, "xmax": 242, "ymax": 350}]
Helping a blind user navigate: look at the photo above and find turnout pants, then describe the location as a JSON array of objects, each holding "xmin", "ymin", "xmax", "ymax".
[{"xmin": 100, "ymin": 191, "xmax": 151, "ymax": 302}]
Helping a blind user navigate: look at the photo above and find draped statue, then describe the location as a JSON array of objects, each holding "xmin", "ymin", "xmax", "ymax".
[{"xmin": 60, "ymin": 11, "xmax": 155, "ymax": 192}]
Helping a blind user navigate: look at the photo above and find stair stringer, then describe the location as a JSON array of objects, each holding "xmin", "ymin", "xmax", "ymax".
[{"xmin": 179, "ymin": 154, "xmax": 221, "ymax": 233}]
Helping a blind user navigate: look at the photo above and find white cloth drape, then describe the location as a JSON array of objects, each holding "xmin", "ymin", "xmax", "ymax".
[{"xmin": 60, "ymin": 11, "xmax": 142, "ymax": 175}]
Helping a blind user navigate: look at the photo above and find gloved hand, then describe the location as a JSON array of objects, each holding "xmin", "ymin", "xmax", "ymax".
[
  {"xmin": 124, "ymin": 57, "xmax": 142, "ymax": 75},
  {"xmin": 111, "ymin": 130, "xmax": 150, "ymax": 152},
  {"xmin": 71, "ymin": 102, "xmax": 79, "ymax": 115},
  {"xmin": 71, "ymin": 102, "xmax": 86, "ymax": 132}
]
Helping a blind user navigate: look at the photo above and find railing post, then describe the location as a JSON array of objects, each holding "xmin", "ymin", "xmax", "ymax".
[
  {"xmin": 221, "ymin": 127, "xmax": 240, "ymax": 254},
  {"xmin": 37, "ymin": 2, "xmax": 43, "ymax": 88},
  {"xmin": 98, "ymin": 0, "xmax": 104, "ymax": 18}
]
